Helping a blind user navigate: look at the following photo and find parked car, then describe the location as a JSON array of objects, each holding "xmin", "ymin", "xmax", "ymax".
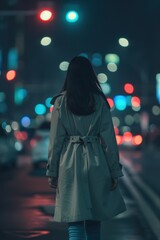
[
  {"xmin": 31, "ymin": 121, "xmax": 50, "ymax": 169},
  {"xmin": 0, "ymin": 125, "xmax": 18, "ymax": 168}
]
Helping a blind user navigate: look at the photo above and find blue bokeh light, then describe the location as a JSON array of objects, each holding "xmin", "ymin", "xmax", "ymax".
[
  {"xmin": 21, "ymin": 116, "xmax": 31, "ymax": 127},
  {"xmin": 35, "ymin": 104, "xmax": 46, "ymax": 115},
  {"xmin": 66, "ymin": 11, "xmax": 79, "ymax": 23},
  {"xmin": 45, "ymin": 97, "xmax": 52, "ymax": 108},
  {"xmin": 114, "ymin": 95, "xmax": 127, "ymax": 111}
]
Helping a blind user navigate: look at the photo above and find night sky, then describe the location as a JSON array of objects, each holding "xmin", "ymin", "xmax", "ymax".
[{"xmin": 0, "ymin": 0, "xmax": 160, "ymax": 122}]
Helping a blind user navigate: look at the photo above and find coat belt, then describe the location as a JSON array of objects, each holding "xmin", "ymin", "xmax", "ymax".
[{"xmin": 66, "ymin": 136, "xmax": 99, "ymax": 145}]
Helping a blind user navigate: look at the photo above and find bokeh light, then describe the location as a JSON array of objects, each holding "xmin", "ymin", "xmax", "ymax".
[
  {"xmin": 91, "ymin": 53, "xmax": 102, "ymax": 67},
  {"xmin": 116, "ymin": 135, "xmax": 123, "ymax": 145},
  {"xmin": 6, "ymin": 70, "xmax": 16, "ymax": 81},
  {"xmin": 124, "ymin": 83, "xmax": 134, "ymax": 94},
  {"xmin": 11, "ymin": 121, "xmax": 19, "ymax": 130},
  {"xmin": 6, "ymin": 125, "xmax": 12, "ymax": 133},
  {"xmin": 114, "ymin": 127, "xmax": 119, "ymax": 135},
  {"xmin": 131, "ymin": 96, "xmax": 141, "ymax": 107},
  {"xmin": 35, "ymin": 104, "xmax": 46, "ymax": 115},
  {"xmin": 121, "ymin": 126, "xmax": 131, "ymax": 133},
  {"xmin": 114, "ymin": 95, "xmax": 127, "ymax": 111},
  {"xmin": 107, "ymin": 98, "xmax": 114, "ymax": 109},
  {"xmin": 132, "ymin": 135, "xmax": 143, "ymax": 145},
  {"xmin": 132, "ymin": 106, "xmax": 141, "ymax": 112},
  {"xmin": 59, "ymin": 61, "xmax": 69, "ymax": 71},
  {"xmin": 112, "ymin": 117, "xmax": 120, "ymax": 127},
  {"xmin": 50, "ymin": 106, "xmax": 54, "ymax": 112},
  {"xmin": 105, "ymin": 54, "xmax": 120, "ymax": 64},
  {"xmin": 45, "ymin": 97, "xmax": 52, "ymax": 107},
  {"xmin": 123, "ymin": 131, "xmax": 132, "ymax": 142},
  {"xmin": 118, "ymin": 38, "xmax": 129, "ymax": 47},
  {"xmin": 152, "ymin": 105, "xmax": 160, "ymax": 116},
  {"xmin": 40, "ymin": 37, "xmax": 52, "ymax": 46},
  {"xmin": 97, "ymin": 73, "xmax": 108, "ymax": 83},
  {"xmin": 100, "ymin": 83, "xmax": 111, "ymax": 95},
  {"xmin": 125, "ymin": 115, "xmax": 134, "ymax": 125},
  {"xmin": 79, "ymin": 53, "xmax": 89, "ymax": 58},
  {"xmin": 107, "ymin": 63, "xmax": 118, "ymax": 72},
  {"xmin": 21, "ymin": 116, "xmax": 31, "ymax": 127},
  {"xmin": 66, "ymin": 11, "xmax": 79, "ymax": 23},
  {"xmin": 15, "ymin": 141, "xmax": 23, "ymax": 151},
  {"xmin": 39, "ymin": 9, "xmax": 53, "ymax": 22}
]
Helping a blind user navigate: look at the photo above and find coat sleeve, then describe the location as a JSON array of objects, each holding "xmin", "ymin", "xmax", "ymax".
[
  {"xmin": 99, "ymin": 101, "xmax": 123, "ymax": 178},
  {"xmin": 46, "ymin": 98, "xmax": 67, "ymax": 177}
]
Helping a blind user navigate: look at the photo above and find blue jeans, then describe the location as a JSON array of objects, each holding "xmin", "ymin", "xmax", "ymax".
[{"xmin": 68, "ymin": 220, "xmax": 100, "ymax": 240}]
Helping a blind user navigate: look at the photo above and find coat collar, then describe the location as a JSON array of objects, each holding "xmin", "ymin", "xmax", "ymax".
[{"xmin": 50, "ymin": 91, "xmax": 66, "ymax": 105}]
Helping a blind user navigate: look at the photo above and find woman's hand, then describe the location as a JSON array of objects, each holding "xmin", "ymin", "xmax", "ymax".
[
  {"xmin": 48, "ymin": 177, "xmax": 58, "ymax": 189},
  {"xmin": 110, "ymin": 178, "xmax": 118, "ymax": 191}
]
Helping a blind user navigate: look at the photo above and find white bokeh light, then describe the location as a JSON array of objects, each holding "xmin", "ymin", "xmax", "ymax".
[
  {"xmin": 97, "ymin": 73, "xmax": 108, "ymax": 83},
  {"xmin": 107, "ymin": 63, "xmax": 118, "ymax": 72},
  {"xmin": 118, "ymin": 38, "xmax": 129, "ymax": 47},
  {"xmin": 59, "ymin": 61, "xmax": 69, "ymax": 71},
  {"xmin": 40, "ymin": 37, "xmax": 52, "ymax": 46}
]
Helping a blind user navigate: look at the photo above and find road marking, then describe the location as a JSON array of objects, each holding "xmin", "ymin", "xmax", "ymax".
[
  {"xmin": 121, "ymin": 154, "xmax": 160, "ymax": 211},
  {"xmin": 123, "ymin": 169, "xmax": 160, "ymax": 240},
  {"xmin": 133, "ymin": 175, "xmax": 160, "ymax": 211}
]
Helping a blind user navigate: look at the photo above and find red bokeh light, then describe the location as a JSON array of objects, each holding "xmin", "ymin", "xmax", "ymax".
[
  {"xmin": 114, "ymin": 127, "xmax": 119, "ymax": 135},
  {"xmin": 124, "ymin": 83, "xmax": 134, "ymax": 94},
  {"xmin": 39, "ymin": 9, "xmax": 54, "ymax": 22},
  {"xmin": 123, "ymin": 131, "xmax": 132, "ymax": 142},
  {"xmin": 50, "ymin": 106, "xmax": 54, "ymax": 112},
  {"xmin": 106, "ymin": 98, "xmax": 114, "ymax": 108},
  {"xmin": 14, "ymin": 131, "xmax": 28, "ymax": 141},
  {"xmin": 131, "ymin": 96, "xmax": 141, "ymax": 107}
]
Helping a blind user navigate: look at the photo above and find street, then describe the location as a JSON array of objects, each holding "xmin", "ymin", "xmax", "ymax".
[{"xmin": 0, "ymin": 149, "xmax": 159, "ymax": 240}]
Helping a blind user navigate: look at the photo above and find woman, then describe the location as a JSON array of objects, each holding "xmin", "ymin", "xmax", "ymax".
[{"xmin": 46, "ymin": 56, "xmax": 127, "ymax": 240}]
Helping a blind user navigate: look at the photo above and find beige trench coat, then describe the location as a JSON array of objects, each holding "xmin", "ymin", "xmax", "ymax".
[{"xmin": 46, "ymin": 92, "xmax": 127, "ymax": 222}]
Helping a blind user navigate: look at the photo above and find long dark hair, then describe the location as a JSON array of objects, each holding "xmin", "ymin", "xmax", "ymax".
[{"xmin": 61, "ymin": 56, "xmax": 109, "ymax": 115}]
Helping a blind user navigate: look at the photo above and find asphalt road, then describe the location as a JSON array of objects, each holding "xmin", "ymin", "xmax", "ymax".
[{"xmin": 0, "ymin": 149, "xmax": 159, "ymax": 240}]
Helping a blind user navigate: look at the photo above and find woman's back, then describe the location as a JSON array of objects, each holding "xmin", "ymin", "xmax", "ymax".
[
  {"xmin": 46, "ymin": 91, "xmax": 126, "ymax": 222},
  {"xmin": 58, "ymin": 92, "xmax": 104, "ymax": 137}
]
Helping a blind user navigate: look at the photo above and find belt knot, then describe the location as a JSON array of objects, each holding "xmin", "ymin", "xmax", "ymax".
[{"xmin": 66, "ymin": 135, "xmax": 98, "ymax": 145}]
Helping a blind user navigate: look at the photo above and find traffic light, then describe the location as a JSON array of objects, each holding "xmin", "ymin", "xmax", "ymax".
[
  {"xmin": 65, "ymin": 10, "xmax": 79, "ymax": 23},
  {"xmin": 39, "ymin": 9, "xmax": 54, "ymax": 22},
  {"xmin": 37, "ymin": 1, "xmax": 54, "ymax": 22}
]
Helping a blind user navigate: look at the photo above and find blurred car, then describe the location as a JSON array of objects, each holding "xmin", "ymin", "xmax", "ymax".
[
  {"xmin": 0, "ymin": 126, "xmax": 18, "ymax": 168},
  {"xmin": 31, "ymin": 121, "xmax": 50, "ymax": 169}
]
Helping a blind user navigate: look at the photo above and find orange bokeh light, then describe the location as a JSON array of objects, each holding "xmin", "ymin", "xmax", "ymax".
[
  {"xmin": 116, "ymin": 135, "xmax": 123, "ymax": 145},
  {"xmin": 6, "ymin": 70, "xmax": 16, "ymax": 81},
  {"xmin": 132, "ymin": 135, "xmax": 143, "ymax": 145}
]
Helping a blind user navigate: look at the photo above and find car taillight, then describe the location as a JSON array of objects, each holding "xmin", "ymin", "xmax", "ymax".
[{"xmin": 30, "ymin": 135, "xmax": 42, "ymax": 147}]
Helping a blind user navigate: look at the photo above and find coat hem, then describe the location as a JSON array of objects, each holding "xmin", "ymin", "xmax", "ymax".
[{"xmin": 53, "ymin": 207, "xmax": 127, "ymax": 223}]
